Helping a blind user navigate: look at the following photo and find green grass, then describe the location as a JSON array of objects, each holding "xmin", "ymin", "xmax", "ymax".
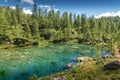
[{"xmin": 39, "ymin": 58, "xmax": 120, "ymax": 80}]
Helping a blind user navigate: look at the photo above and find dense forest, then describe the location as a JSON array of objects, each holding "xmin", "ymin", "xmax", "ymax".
[
  {"xmin": 0, "ymin": 4, "xmax": 120, "ymax": 48},
  {"xmin": 0, "ymin": 4, "xmax": 120, "ymax": 80}
]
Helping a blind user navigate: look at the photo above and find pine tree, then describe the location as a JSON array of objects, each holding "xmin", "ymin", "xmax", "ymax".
[
  {"xmin": 69, "ymin": 13, "xmax": 73, "ymax": 28},
  {"xmin": 11, "ymin": 10, "xmax": 18, "ymax": 26},
  {"xmin": 54, "ymin": 11, "xmax": 61, "ymax": 30},
  {"xmin": 5, "ymin": 7, "xmax": 12, "ymax": 25},
  {"xmin": 32, "ymin": 4, "xmax": 39, "ymax": 20},
  {"xmin": 22, "ymin": 20, "xmax": 32, "ymax": 40},
  {"xmin": 31, "ymin": 19, "xmax": 40, "ymax": 41},
  {"xmin": 81, "ymin": 14, "xmax": 87, "ymax": 39},
  {"xmin": 16, "ymin": 5, "xmax": 22, "ymax": 24},
  {"xmin": 0, "ymin": 7, "xmax": 9, "ymax": 35}
]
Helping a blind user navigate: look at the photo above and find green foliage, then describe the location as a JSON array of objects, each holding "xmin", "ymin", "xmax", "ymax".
[
  {"xmin": 0, "ymin": 5, "xmax": 120, "ymax": 47},
  {"xmin": 13, "ymin": 38, "xmax": 30, "ymax": 47},
  {"xmin": 11, "ymin": 10, "xmax": 18, "ymax": 26},
  {"xmin": 32, "ymin": 4, "xmax": 39, "ymax": 20},
  {"xmin": 16, "ymin": 5, "xmax": 22, "ymax": 24},
  {"xmin": 0, "ymin": 7, "xmax": 9, "ymax": 35},
  {"xmin": 22, "ymin": 20, "xmax": 32, "ymax": 40},
  {"xmin": 30, "ymin": 19, "xmax": 40, "ymax": 41}
]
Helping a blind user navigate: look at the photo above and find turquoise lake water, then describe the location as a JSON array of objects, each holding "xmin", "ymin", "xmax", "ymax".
[{"xmin": 0, "ymin": 44, "xmax": 96, "ymax": 80}]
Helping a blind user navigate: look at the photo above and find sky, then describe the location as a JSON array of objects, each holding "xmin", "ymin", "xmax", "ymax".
[{"xmin": 0, "ymin": 0, "xmax": 120, "ymax": 18}]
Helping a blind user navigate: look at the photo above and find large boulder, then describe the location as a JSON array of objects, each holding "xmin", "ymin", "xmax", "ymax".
[
  {"xmin": 103, "ymin": 61, "xmax": 120, "ymax": 70},
  {"xmin": 76, "ymin": 56, "xmax": 93, "ymax": 62}
]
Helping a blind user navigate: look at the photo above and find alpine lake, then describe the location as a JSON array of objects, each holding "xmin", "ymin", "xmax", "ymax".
[{"xmin": 0, "ymin": 44, "xmax": 96, "ymax": 80}]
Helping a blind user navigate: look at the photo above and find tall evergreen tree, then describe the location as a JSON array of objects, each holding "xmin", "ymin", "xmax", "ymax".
[
  {"xmin": 5, "ymin": 7, "xmax": 12, "ymax": 25},
  {"xmin": 32, "ymin": 4, "xmax": 39, "ymax": 20},
  {"xmin": 22, "ymin": 20, "xmax": 32, "ymax": 40},
  {"xmin": 0, "ymin": 7, "xmax": 8, "ymax": 35},
  {"xmin": 11, "ymin": 10, "xmax": 18, "ymax": 26},
  {"xmin": 81, "ymin": 14, "xmax": 87, "ymax": 39},
  {"xmin": 16, "ymin": 5, "xmax": 22, "ymax": 24},
  {"xmin": 31, "ymin": 20, "xmax": 40, "ymax": 41}
]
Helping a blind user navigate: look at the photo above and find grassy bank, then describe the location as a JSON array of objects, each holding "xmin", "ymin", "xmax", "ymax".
[{"xmin": 39, "ymin": 57, "xmax": 120, "ymax": 80}]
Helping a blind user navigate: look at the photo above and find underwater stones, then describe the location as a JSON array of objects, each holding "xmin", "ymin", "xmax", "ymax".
[
  {"xmin": 71, "ymin": 46, "xmax": 78, "ymax": 49},
  {"xmin": 66, "ymin": 63, "xmax": 73, "ymax": 68},
  {"xmin": 20, "ymin": 55, "xmax": 26, "ymax": 59},
  {"xmin": 36, "ymin": 54, "xmax": 40, "ymax": 57},
  {"xmin": 28, "ymin": 61, "xmax": 31, "ymax": 64},
  {"xmin": 83, "ymin": 50, "xmax": 90, "ymax": 53},
  {"xmin": 24, "ymin": 52, "xmax": 29, "ymax": 55},
  {"xmin": 54, "ymin": 50, "xmax": 60, "ymax": 53},
  {"xmin": 63, "ymin": 59, "xmax": 78, "ymax": 71},
  {"xmin": 63, "ymin": 63, "xmax": 73, "ymax": 71},
  {"xmin": 0, "ymin": 44, "xmax": 96, "ymax": 79},
  {"xmin": 51, "ymin": 61, "xmax": 57, "ymax": 65},
  {"xmin": 103, "ymin": 61, "xmax": 120, "ymax": 70},
  {"xmin": 76, "ymin": 56, "xmax": 93, "ymax": 62}
]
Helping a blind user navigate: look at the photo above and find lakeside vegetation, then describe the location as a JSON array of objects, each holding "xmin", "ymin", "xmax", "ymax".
[{"xmin": 40, "ymin": 59, "xmax": 120, "ymax": 80}]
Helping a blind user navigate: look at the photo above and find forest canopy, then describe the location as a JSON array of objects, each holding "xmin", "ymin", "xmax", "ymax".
[{"xmin": 0, "ymin": 4, "xmax": 120, "ymax": 47}]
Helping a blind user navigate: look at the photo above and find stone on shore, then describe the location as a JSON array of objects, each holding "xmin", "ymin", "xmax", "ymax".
[{"xmin": 103, "ymin": 61, "xmax": 120, "ymax": 70}]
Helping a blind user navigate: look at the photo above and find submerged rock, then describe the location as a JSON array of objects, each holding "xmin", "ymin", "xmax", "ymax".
[
  {"xmin": 51, "ymin": 61, "xmax": 57, "ymax": 65},
  {"xmin": 20, "ymin": 55, "xmax": 26, "ymax": 58},
  {"xmin": 63, "ymin": 63, "xmax": 73, "ymax": 71},
  {"xmin": 103, "ymin": 61, "xmax": 120, "ymax": 70},
  {"xmin": 66, "ymin": 63, "xmax": 73, "ymax": 68},
  {"xmin": 71, "ymin": 46, "xmax": 78, "ymax": 49}
]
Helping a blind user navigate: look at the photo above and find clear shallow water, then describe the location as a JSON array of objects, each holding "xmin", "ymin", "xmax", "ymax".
[{"xmin": 0, "ymin": 44, "xmax": 96, "ymax": 80}]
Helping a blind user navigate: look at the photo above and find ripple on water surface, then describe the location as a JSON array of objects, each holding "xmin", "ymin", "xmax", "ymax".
[{"xmin": 0, "ymin": 44, "xmax": 96, "ymax": 80}]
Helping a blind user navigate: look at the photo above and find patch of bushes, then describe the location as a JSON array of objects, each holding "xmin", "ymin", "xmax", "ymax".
[
  {"xmin": 0, "ymin": 34, "xmax": 11, "ymax": 44},
  {"xmin": 32, "ymin": 41, "xmax": 39, "ymax": 46},
  {"xmin": 13, "ymin": 38, "xmax": 30, "ymax": 47}
]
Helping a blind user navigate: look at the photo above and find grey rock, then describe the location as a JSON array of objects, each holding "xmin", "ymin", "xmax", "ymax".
[{"xmin": 103, "ymin": 61, "xmax": 120, "ymax": 70}]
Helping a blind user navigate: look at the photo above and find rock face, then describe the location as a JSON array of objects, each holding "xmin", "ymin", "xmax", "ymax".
[{"xmin": 103, "ymin": 61, "xmax": 120, "ymax": 70}]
